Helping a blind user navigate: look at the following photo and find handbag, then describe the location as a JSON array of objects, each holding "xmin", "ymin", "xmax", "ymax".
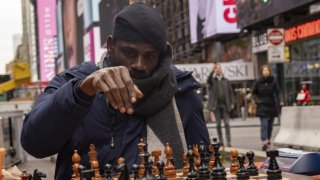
[{"xmin": 296, "ymin": 92, "xmax": 306, "ymax": 101}]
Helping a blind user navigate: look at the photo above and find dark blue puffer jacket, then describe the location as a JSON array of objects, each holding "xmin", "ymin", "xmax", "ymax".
[{"xmin": 21, "ymin": 62, "xmax": 210, "ymax": 180}]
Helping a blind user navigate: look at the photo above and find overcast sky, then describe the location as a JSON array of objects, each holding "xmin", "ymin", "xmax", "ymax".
[{"xmin": 0, "ymin": 0, "xmax": 22, "ymax": 74}]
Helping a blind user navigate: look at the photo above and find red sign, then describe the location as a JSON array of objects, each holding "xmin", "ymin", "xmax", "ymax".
[
  {"xmin": 285, "ymin": 18, "xmax": 320, "ymax": 43},
  {"xmin": 268, "ymin": 29, "xmax": 284, "ymax": 46},
  {"xmin": 223, "ymin": 0, "xmax": 237, "ymax": 23}
]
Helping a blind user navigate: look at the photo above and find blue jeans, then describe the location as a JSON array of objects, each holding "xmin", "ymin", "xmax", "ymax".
[
  {"xmin": 214, "ymin": 105, "xmax": 231, "ymax": 145},
  {"xmin": 259, "ymin": 117, "xmax": 274, "ymax": 141}
]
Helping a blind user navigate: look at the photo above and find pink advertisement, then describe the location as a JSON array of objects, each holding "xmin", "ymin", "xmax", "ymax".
[{"xmin": 37, "ymin": 0, "xmax": 57, "ymax": 82}]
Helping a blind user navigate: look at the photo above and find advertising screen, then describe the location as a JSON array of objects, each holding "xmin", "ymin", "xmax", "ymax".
[{"xmin": 37, "ymin": 0, "xmax": 57, "ymax": 82}]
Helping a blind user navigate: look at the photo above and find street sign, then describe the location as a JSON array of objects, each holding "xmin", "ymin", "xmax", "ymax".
[{"xmin": 268, "ymin": 28, "xmax": 285, "ymax": 63}]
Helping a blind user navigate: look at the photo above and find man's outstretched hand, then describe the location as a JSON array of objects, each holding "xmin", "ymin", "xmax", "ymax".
[{"xmin": 80, "ymin": 66, "xmax": 143, "ymax": 114}]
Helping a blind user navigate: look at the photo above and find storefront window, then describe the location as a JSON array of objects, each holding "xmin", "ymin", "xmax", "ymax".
[{"xmin": 284, "ymin": 37, "xmax": 320, "ymax": 105}]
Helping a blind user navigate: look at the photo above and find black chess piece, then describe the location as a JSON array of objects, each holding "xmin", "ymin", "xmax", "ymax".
[
  {"xmin": 32, "ymin": 169, "xmax": 46, "ymax": 180},
  {"xmin": 210, "ymin": 140, "xmax": 227, "ymax": 180},
  {"xmin": 104, "ymin": 163, "xmax": 113, "ymax": 180},
  {"xmin": 246, "ymin": 151, "xmax": 259, "ymax": 176},
  {"xmin": 198, "ymin": 141, "xmax": 211, "ymax": 179},
  {"xmin": 117, "ymin": 159, "xmax": 130, "ymax": 180},
  {"xmin": 186, "ymin": 145, "xmax": 200, "ymax": 180},
  {"xmin": 78, "ymin": 165, "xmax": 94, "ymax": 180},
  {"xmin": 266, "ymin": 150, "xmax": 282, "ymax": 180},
  {"xmin": 236, "ymin": 154, "xmax": 249, "ymax": 180},
  {"xmin": 142, "ymin": 158, "xmax": 156, "ymax": 180},
  {"xmin": 132, "ymin": 164, "xmax": 140, "ymax": 180},
  {"xmin": 157, "ymin": 160, "xmax": 167, "ymax": 180}
]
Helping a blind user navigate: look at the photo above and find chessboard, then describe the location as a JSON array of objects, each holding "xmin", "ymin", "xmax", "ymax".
[{"xmin": 69, "ymin": 138, "xmax": 298, "ymax": 180}]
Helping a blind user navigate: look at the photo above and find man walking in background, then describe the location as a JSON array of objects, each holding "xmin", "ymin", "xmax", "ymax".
[{"xmin": 207, "ymin": 63, "xmax": 234, "ymax": 147}]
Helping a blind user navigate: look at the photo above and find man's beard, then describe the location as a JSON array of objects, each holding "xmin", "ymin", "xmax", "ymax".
[{"xmin": 130, "ymin": 69, "xmax": 150, "ymax": 79}]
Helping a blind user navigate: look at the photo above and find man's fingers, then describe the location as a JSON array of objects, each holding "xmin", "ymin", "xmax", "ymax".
[
  {"xmin": 134, "ymin": 85, "xmax": 143, "ymax": 99},
  {"xmin": 103, "ymin": 72, "xmax": 126, "ymax": 113},
  {"xmin": 120, "ymin": 68, "xmax": 137, "ymax": 103},
  {"xmin": 113, "ymin": 69, "xmax": 133, "ymax": 113}
]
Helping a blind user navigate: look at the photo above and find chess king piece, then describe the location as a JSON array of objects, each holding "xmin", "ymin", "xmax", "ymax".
[
  {"xmin": 157, "ymin": 160, "xmax": 167, "ymax": 180},
  {"xmin": 230, "ymin": 149, "xmax": 239, "ymax": 175},
  {"xmin": 164, "ymin": 143, "xmax": 177, "ymax": 179},
  {"xmin": 71, "ymin": 150, "xmax": 81, "ymax": 180},
  {"xmin": 246, "ymin": 151, "xmax": 259, "ymax": 176},
  {"xmin": 236, "ymin": 154, "xmax": 249, "ymax": 180},
  {"xmin": 186, "ymin": 145, "xmax": 199, "ymax": 180},
  {"xmin": 210, "ymin": 140, "xmax": 227, "ymax": 180},
  {"xmin": 198, "ymin": 141, "xmax": 211, "ymax": 179},
  {"xmin": 266, "ymin": 150, "xmax": 282, "ymax": 180}
]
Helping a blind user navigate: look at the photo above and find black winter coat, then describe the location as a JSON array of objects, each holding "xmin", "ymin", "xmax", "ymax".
[{"xmin": 252, "ymin": 76, "xmax": 281, "ymax": 117}]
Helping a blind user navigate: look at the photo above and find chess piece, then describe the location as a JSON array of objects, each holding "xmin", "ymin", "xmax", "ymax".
[
  {"xmin": 117, "ymin": 158, "xmax": 130, "ymax": 180},
  {"xmin": 236, "ymin": 153, "xmax": 249, "ymax": 180},
  {"xmin": 0, "ymin": 148, "xmax": 5, "ymax": 179},
  {"xmin": 152, "ymin": 150, "xmax": 161, "ymax": 176},
  {"xmin": 132, "ymin": 164, "xmax": 140, "ymax": 180},
  {"xmin": 104, "ymin": 164, "xmax": 113, "ymax": 180},
  {"xmin": 79, "ymin": 165, "xmax": 95, "ymax": 180},
  {"xmin": 157, "ymin": 160, "xmax": 167, "ymax": 180},
  {"xmin": 91, "ymin": 158, "xmax": 102, "ymax": 180},
  {"xmin": 138, "ymin": 138, "xmax": 146, "ymax": 177},
  {"xmin": 208, "ymin": 144, "xmax": 215, "ymax": 170},
  {"xmin": 21, "ymin": 170, "xmax": 32, "ymax": 180},
  {"xmin": 32, "ymin": 169, "xmax": 46, "ymax": 180},
  {"xmin": 71, "ymin": 150, "xmax": 81, "ymax": 180},
  {"xmin": 142, "ymin": 159, "xmax": 156, "ymax": 180},
  {"xmin": 186, "ymin": 145, "xmax": 199, "ymax": 180},
  {"xmin": 266, "ymin": 150, "xmax": 282, "ymax": 180},
  {"xmin": 88, "ymin": 144, "xmax": 97, "ymax": 165},
  {"xmin": 164, "ymin": 143, "xmax": 177, "ymax": 179},
  {"xmin": 182, "ymin": 152, "xmax": 190, "ymax": 177},
  {"xmin": 246, "ymin": 151, "xmax": 259, "ymax": 176},
  {"xmin": 230, "ymin": 149, "xmax": 239, "ymax": 175},
  {"xmin": 198, "ymin": 141, "xmax": 211, "ymax": 179},
  {"xmin": 210, "ymin": 140, "xmax": 227, "ymax": 180},
  {"xmin": 192, "ymin": 144, "xmax": 201, "ymax": 168}
]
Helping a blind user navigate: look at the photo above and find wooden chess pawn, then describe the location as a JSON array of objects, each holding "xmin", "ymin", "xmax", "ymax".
[
  {"xmin": 230, "ymin": 149, "xmax": 239, "ymax": 175},
  {"xmin": 266, "ymin": 150, "xmax": 282, "ymax": 180},
  {"xmin": 71, "ymin": 150, "xmax": 81, "ymax": 180},
  {"xmin": 164, "ymin": 143, "xmax": 177, "ymax": 179},
  {"xmin": 246, "ymin": 151, "xmax": 259, "ymax": 176},
  {"xmin": 182, "ymin": 152, "xmax": 189, "ymax": 177},
  {"xmin": 236, "ymin": 153, "xmax": 249, "ymax": 180},
  {"xmin": 208, "ymin": 144, "xmax": 215, "ymax": 170},
  {"xmin": 152, "ymin": 150, "xmax": 161, "ymax": 176}
]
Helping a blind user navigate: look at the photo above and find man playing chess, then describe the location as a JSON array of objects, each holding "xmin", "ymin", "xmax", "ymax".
[{"xmin": 21, "ymin": 2, "xmax": 210, "ymax": 179}]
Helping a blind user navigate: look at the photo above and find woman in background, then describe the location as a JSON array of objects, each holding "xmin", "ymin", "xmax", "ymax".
[{"xmin": 252, "ymin": 64, "xmax": 283, "ymax": 151}]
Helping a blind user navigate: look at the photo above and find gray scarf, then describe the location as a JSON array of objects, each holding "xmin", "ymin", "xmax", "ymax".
[{"xmin": 99, "ymin": 46, "xmax": 187, "ymax": 168}]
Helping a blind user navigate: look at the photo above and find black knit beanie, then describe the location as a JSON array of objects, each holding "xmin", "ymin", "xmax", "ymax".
[{"xmin": 112, "ymin": 2, "xmax": 167, "ymax": 54}]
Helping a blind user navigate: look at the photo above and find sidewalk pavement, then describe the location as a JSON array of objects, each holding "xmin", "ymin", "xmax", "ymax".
[{"xmin": 207, "ymin": 117, "xmax": 281, "ymax": 128}]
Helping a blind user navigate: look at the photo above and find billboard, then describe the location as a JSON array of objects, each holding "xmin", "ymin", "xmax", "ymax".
[
  {"xmin": 189, "ymin": 0, "xmax": 240, "ymax": 44},
  {"xmin": 37, "ymin": 0, "xmax": 57, "ymax": 82}
]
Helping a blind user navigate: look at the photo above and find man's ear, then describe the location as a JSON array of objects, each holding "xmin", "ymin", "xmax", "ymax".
[{"xmin": 107, "ymin": 36, "xmax": 114, "ymax": 51}]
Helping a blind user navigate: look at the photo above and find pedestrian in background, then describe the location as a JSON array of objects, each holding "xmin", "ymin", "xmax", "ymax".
[
  {"xmin": 296, "ymin": 84, "xmax": 310, "ymax": 106},
  {"xmin": 252, "ymin": 64, "xmax": 283, "ymax": 151},
  {"xmin": 207, "ymin": 63, "xmax": 234, "ymax": 147}
]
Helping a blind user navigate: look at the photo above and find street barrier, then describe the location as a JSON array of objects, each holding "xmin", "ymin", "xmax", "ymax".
[{"xmin": 274, "ymin": 106, "xmax": 320, "ymax": 151}]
